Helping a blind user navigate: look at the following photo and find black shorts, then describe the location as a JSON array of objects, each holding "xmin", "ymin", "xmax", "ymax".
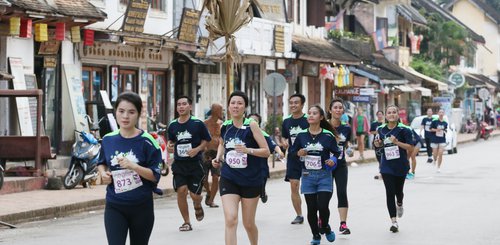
[
  {"xmin": 219, "ymin": 177, "xmax": 261, "ymax": 198},
  {"xmin": 202, "ymin": 150, "xmax": 221, "ymax": 176},
  {"xmin": 285, "ymin": 157, "xmax": 302, "ymax": 181},
  {"xmin": 172, "ymin": 159, "xmax": 205, "ymax": 195},
  {"xmin": 356, "ymin": 131, "xmax": 367, "ymax": 137}
]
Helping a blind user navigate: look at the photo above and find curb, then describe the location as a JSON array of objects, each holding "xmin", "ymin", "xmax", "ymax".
[{"xmin": 1, "ymin": 133, "xmax": 497, "ymax": 225}]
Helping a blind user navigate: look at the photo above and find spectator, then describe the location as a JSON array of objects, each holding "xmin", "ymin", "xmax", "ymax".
[{"xmin": 352, "ymin": 107, "xmax": 369, "ymax": 161}]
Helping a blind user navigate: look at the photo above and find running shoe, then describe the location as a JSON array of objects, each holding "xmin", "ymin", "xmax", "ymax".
[
  {"xmin": 396, "ymin": 205, "xmax": 404, "ymax": 218},
  {"xmin": 310, "ymin": 235, "xmax": 321, "ymax": 245},
  {"xmin": 374, "ymin": 174, "xmax": 381, "ymax": 180},
  {"xmin": 260, "ymin": 193, "xmax": 268, "ymax": 203},
  {"xmin": 390, "ymin": 222, "xmax": 399, "ymax": 233},
  {"xmin": 339, "ymin": 223, "xmax": 351, "ymax": 235},
  {"xmin": 406, "ymin": 172, "xmax": 415, "ymax": 180},
  {"xmin": 291, "ymin": 215, "xmax": 304, "ymax": 224},
  {"xmin": 324, "ymin": 226, "xmax": 336, "ymax": 242},
  {"xmin": 436, "ymin": 168, "xmax": 441, "ymax": 173},
  {"xmin": 427, "ymin": 158, "xmax": 433, "ymax": 163}
]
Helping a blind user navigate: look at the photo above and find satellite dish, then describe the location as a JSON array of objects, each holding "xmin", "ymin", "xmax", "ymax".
[{"xmin": 263, "ymin": 73, "xmax": 287, "ymax": 96}]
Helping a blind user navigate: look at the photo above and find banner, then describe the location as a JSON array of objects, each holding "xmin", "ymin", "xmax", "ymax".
[
  {"xmin": 372, "ymin": 28, "xmax": 387, "ymax": 51},
  {"xmin": 9, "ymin": 57, "xmax": 34, "ymax": 136}
]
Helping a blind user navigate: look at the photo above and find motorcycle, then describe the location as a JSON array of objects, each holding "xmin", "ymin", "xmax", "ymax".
[
  {"xmin": 63, "ymin": 116, "xmax": 104, "ymax": 189},
  {"xmin": 148, "ymin": 116, "xmax": 170, "ymax": 176},
  {"xmin": 475, "ymin": 120, "xmax": 494, "ymax": 141}
]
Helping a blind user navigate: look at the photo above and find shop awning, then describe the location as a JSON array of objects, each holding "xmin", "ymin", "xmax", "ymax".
[
  {"xmin": 404, "ymin": 67, "xmax": 448, "ymax": 91},
  {"xmin": 292, "ymin": 35, "xmax": 360, "ymax": 65},
  {"xmin": 414, "ymin": 87, "xmax": 432, "ymax": 96},
  {"xmin": 176, "ymin": 51, "xmax": 215, "ymax": 65},
  {"xmin": 396, "ymin": 4, "xmax": 427, "ymax": 26},
  {"xmin": 349, "ymin": 66, "xmax": 380, "ymax": 82},
  {"xmin": 464, "ymin": 73, "xmax": 486, "ymax": 87},
  {"xmin": 395, "ymin": 85, "xmax": 416, "ymax": 92},
  {"xmin": 465, "ymin": 73, "xmax": 500, "ymax": 90}
]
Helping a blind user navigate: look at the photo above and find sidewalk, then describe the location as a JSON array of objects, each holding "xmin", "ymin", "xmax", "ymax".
[{"xmin": 1, "ymin": 130, "xmax": 498, "ymax": 225}]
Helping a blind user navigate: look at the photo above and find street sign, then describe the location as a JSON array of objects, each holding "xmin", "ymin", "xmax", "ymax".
[
  {"xmin": 263, "ymin": 72, "xmax": 287, "ymax": 96},
  {"xmin": 448, "ymin": 72, "xmax": 465, "ymax": 88},
  {"xmin": 478, "ymin": 88, "xmax": 490, "ymax": 100},
  {"xmin": 359, "ymin": 88, "xmax": 375, "ymax": 96},
  {"xmin": 352, "ymin": 95, "xmax": 371, "ymax": 103}
]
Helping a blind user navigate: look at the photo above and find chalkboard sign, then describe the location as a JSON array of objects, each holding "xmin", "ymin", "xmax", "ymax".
[{"xmin": 25, "ymin": 74, "xmax": 45, "ymax": 135}]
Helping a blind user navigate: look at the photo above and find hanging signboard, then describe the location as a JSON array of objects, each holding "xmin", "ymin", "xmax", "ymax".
[
  {"xmin": 352, "ymin": 95, "xmax": 371, "ymax": 103},
  {"xmin": 195, "ymin": 36, "xmax": 210, "ymax": 58},
  {"xmin": 63, "ymin": 64, "xmax": 88, "ymax": 132},
  {"xmin": 178, "ymin": 8, "xmax": 201, "ymax": 43},
  {"xmin": 274, "ymin": 25, "xmax": 285, "ymax": 53},
  {"xmin": 259, "ymin": 0, "xmax": 286, "ymax": 22},
  {"xmin": 9, "ymin": 57, "xmax": 34, "ymax": 136},
  {"xmin": 122, "ymin": 0, "xmax": 150, "ymax": 33},
  {"xmin": 334, "ymin": 87, "xmax": 360, "ymax": 96}
]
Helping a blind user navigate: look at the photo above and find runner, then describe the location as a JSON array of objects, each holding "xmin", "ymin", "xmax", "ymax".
[
  {"xmin": 370, "ymin": 111, "xmax": 385, "ymax": 179},
  {"xmin": 212, "ymin": 91, "xmax": 270, "ymax": 245},
  {"xmin": 373, "ymin": 105, "xmax": 415, "ymax": 233},
  {"xmin": 203, "ymin": 103, "xmax": 223, "ymax": 208},
  {"xmin": 420, "ymin": 108, "xmax": 434, "ymax": 163},
  {"xmin": 282, "ymin": 94, "xmax": 309, "ymax": 224},
  {"xmin": 97, "ymin": 92, "xmax": 162, "ymax": 245},
  {"xmin": 328, "ymin": 98, "xmax": 354, "ymax": 235},
  {"xmin": 352, "ymin": 107, "xmax": 369, "ymax": 161},
  {"xmin": 248, "ymin": 113, "xmax": 285, "ymax": 203},
  {"xmin": 407, "ymin": 128, "xmax": 422, "ymax": 180},
  {"xmin": 289, "ymin": 104, "xmax": 341, "ymax": 245},
  {"xmin": 430, "ymin": 109, "xmax": 448, "ymax": 173},
  {"xmin": 167, "ymin": 96, "xmax": 212, "ymax": 231}
]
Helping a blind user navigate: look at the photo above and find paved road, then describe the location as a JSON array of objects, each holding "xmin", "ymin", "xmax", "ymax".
[{"xmin": 1, "ymin": 138, "xmax": 499, "ymax": 245}]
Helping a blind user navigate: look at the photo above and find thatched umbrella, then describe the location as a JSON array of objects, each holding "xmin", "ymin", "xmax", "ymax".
[{"xmin": 203, "ymin": 0, "xmax": 260, "ymax": 99}]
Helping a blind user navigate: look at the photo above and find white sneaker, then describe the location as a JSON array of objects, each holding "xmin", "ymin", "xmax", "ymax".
[
  {"xmin": 436, "ymin": 168, "xmax": 441, "ymax": 173},
  {"xmin": 396, "ymin": 205, "xmax": 404, "ymax": 218},
  {"xmin": 390, "ymin": 222, "xmax": 399, "ymax": 233}
]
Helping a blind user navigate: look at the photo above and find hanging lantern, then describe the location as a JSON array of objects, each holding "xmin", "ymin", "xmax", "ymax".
[
  {"xmin": 71, "ymin": 26, "xmax": 81, "ymax": 43},
  {"xmin": 20, "ymin": 19, "xmax": 32, "ymax": 38},
  {"xmin": 9, "ymin": 17, "xmax": 21, "ymax": 36},
  {"xmin": 83, "ymin": 29, "xmax": 94, "ymax": 46},
  {"xmin": 55, "ymin": 23, "xmax": 65, "ymax": 41},
  {"xmin": 34, "ymin": 23, "xmax": 48, "ymax": 42}
]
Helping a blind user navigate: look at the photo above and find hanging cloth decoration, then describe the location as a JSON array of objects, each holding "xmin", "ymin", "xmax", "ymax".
[
  {"xmin": 326, "ymin": 65, "xmax": 334, "ymax": 81},
  {"xmin": 9, "ymin": 17, "xmax": 21, "ymax": 36},
  {"xmin": 337, "ymin": 65, "xmax": 345, "ymax": 87},
  {"xmin": 34, "ymin": 23, "xmax": 48, "ymax": 42},
  {"xmin": 20, "ymin": 19, "xmax": 32, "ymax": 38},
  {"xmin": 55, "ymin": 23, "xmax": 65, "ymax": 41},
  {"xmin": 343, "ymin": 65, "xmax": 350, "ymax": 86},
  {"xmin": 71, "ymin": 26, "xmax": 81, "ymax": 43}
]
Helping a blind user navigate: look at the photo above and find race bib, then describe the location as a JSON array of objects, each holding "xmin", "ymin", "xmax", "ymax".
[
  {"xmin": 304, "ymin": 155, "xmax": 322, "ymax": 170},
  {"xmin": 177, "ymin": 143, "xmax": 192, "ymax": 157},
  {"xmin": 226, "ymin": 150, "xmax": 248, "ymax": 168},
  {"xmin": 112, "ymin": 169, "xmax": 143, "ymax": 194},
  {"xmin": 291, "ymin": 136, "xmax": 296, "ymax": 145},
  {"xmin": 384, "ymin": 146, "xmax": 400, "ymax": 160},
  {"xmin": 436, "ymin": 130, "xmax": 444, "ymax": 137}
]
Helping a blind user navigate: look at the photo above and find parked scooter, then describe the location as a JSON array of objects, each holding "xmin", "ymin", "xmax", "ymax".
[
  {"xmin": 148, "ymin": 116, "xmax": 170, "ymax": 176},
  {"xmin": 63, "ymin": 116, "xmax": 104, "ymax": 189},
  {"xmin": 475, "ymin": 120, "xmax": 494, "ymax": 141}
]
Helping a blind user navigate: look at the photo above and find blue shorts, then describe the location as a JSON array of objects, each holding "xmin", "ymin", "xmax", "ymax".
[
  {"xmin": 285, "ymin": 157, "xmax": 302, "ymax": 181},
  {"xmin": 300, "ymin": 169, "xmax": 333, "ymax": 194}
]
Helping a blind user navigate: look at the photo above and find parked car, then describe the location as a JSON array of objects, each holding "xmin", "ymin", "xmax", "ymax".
[{"xmin": 410, "ymin": 115, "xmax": 458, "ymax": 154}]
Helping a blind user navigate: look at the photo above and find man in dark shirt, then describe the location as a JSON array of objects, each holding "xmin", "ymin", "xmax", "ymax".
[{"xmin": 420, "ymin": 108, "xmax": 434, "ymax": 163}]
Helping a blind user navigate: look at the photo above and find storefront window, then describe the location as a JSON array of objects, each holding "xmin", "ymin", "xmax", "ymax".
[
  {"xmin": 82, "ymin": 66, "xmax": 106, "ymax": 119},
  {"xmin": 119, "ymin": 69, "xmax": 138, "ymax": 94},
  {"xmin": 43, "ymin": 68, "xmax": 57, "ymax": 147},
  {"xmin": 146, "ymin": 71, "xmax": 166, "ymax": 131},
  {"xmin": 245, "ymin": 64, "xmax": 261, "ymax": 113}
]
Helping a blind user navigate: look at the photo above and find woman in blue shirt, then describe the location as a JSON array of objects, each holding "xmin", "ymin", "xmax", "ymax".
[
  {"xmin": 430, "ymin": 109, "xmax": 448, "ymax": 173},
  {"xmin": 289, "ymin": 105, "xmax": 340, "ymax": 245},
  {"xmin": 97, "ymin": 92, "xmax": 162, "ymax": 245},
  {"xmin": 373, "ymin": 105, "xmax": 414, "ymax": 233},
  {"xmin": 212, "ymin": 91, "xmax": 270, "ymax": 245},
  {"xmin": 327, "ymin": 98, "xmax": 353, "ymax": 235}
]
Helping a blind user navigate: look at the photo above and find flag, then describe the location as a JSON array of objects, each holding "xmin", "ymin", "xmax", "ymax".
[{"xmin": 372, "ymin": 28, "xmax": 387, "ymax": 51}]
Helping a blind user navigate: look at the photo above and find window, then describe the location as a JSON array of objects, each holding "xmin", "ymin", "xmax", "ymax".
[
  {"xmin": 118, "ymin": 69, "xmax": 138, "ymax": 95},
  {"xmin": 245, "ymin": 64, "xmax": 261, "ymax": 114},
  {"xmin": 286, "ymin": 0, "xmax": 294, "ymax": 22},
  {"xmin": 82, "ymin": 66, "xmax": 106, "ymax": 118},
  {"xmin": 146, "ymin": 70, "xmax": 166, "ymax": 131}
]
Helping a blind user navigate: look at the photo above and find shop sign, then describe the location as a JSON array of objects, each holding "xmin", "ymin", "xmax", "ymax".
[
  {"xmin": 334, "ymin": 87, "xmax": 360, "ymax": 96},
  {"xmin": 39, "ymin": 30, "xmax": 60, "ymax": 55},
  {"xmin": 79, "ymin": 41, "xmax": 170, "ymax": 64},
  {"xmin": 259, "ymin": 0, "xmax": 286, "ymax": 22},
  {"xmin": 478, "ymin": 88, "xmax": 490, "ymax": 100},
  {"xmin": 43, "ymin": 56, "xmax": 57, "ymax": 68},
  {"xmin": 448, "ymin": 72, "xmax": 465, "ymax": 88},
  {"xmin": 122, "ymin": 0, "xmax": 150, "ymax": 33},
  {"xmin": 195, "ymin": 36, "xmax": 210, "ymax": 58},
  {"xmin": 303, "ymin": 61, "xmax": 319, "ymax": 77},
  {"xmin": 274, "ymin": 25, "xmax": 285, "ymax": 53},
  {"xmin": 352, "ymin": 95, "xmax": 370, "ymax": 103},
  {"xmin": 359, "ymin": 88, "xmax": 375, "ymax": 96},
  {"xmin": 9, "ymin": 57, "xmax": 34, "ymax": 136},
  {"xmin": 178, "ymin": 8, "xmax": 201, "ymax": 43}
]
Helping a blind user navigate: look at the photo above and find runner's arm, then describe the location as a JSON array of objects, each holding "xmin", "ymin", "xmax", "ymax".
[{"xmin": 247, "ymin": 121, "xmax": 271, "ymax": 158}]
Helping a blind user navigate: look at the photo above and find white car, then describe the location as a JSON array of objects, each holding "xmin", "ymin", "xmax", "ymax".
[{"xmin": 410, "ymin": 115, "xmax": 458, "ymax": 154}]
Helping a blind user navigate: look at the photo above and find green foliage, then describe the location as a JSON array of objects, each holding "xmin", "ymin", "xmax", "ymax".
[
  {"xmin": 410, "ymin": 57, "xmax": 444, "ymax": 81},
  {"xmin": 327, "ymin": 30, "xmax": 371, "ymax": 42},
  {"xmin": 264, "ymin": 114, "xmax": 283, "ymax": 136}
]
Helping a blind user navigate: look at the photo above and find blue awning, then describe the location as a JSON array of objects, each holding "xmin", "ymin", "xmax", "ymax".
[{"xmin": 349, "ymin": 66, "xmax": 380, "ymax": 82}]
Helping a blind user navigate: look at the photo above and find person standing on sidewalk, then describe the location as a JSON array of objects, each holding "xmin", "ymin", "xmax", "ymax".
[
  {"xmin": 373, "ymin": 105, "xmax": 414, "ymax": 233},
  {"xmin": 282, "ymin": 94, "xmax": 309, "ymax": 224},
  {"xmin": 212, "ymin": 91, "xmax": 270, "ymax": 245},
  {"xmin": 352, "ymin": 107, "xmax": 369, "ymax": 161},
  {"xmin": 98, "ymin": 92, "xmax": 162, "ymax": 245},
  {"xmin": 430, "ymin": 109, "xmax": 448, "ymax": 173},
  {"xmin": 420, "ymin": 108, "xmax": 434, "ymax": 163},
  {"xmin": 289, "ymin": 104, "xmax": 341, "ymax": 245},
  {"xmin": 370, "ymin": 111, "xmax": 385, "ymax": 179},
  {"xmin": 203, "ymin": 103, "xmax": 223, "ymax": 208},
  {"xmin": 167, "ymin": 96, "xmax": 212, "ymax": 231},
  {"xmin": 328, "ymin": 98, "xmax": 353, "ymax": 235}
]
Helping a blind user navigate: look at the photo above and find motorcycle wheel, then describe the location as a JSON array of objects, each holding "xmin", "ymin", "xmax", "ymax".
[
  {"xmin": 0, "ymin": 169, "xmax": 4, "ymax": 191},
  {"xmin": 63, "ymin": 165, "xmax": 84, "ymax": 189}
]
